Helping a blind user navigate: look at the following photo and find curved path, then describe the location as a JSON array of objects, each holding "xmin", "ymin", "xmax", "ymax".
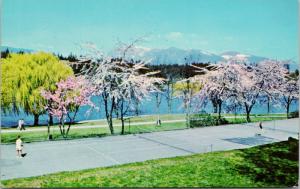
[{"xmin": 1, "ymin": 118, "xmax": 298, "ymax": 180}]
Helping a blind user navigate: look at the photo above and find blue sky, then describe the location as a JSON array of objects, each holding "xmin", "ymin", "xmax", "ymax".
[{"xmin": 2, "ymin": 0, "xmax": 299, "ymax": 60}]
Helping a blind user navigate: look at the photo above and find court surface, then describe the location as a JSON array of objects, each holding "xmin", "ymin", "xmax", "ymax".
[{"xmin": 1, "ymin": 118, "xmax": 298, "ymax": 180}]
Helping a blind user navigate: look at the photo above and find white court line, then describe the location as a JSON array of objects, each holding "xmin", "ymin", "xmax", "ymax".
[
  {"xmin": 86, "ymin": 145, "xmax": 121, "ymax": 165},
  {"xmin": 107, "ymin": 146, "xmax": 168, "ymax": 155},
  {"xmin": 9, "ymin": 137, "xmax": 143, "ymax": 151},
  {"xmin": 16, "ymin": 123, "xmax": 293, "ymax": 151}
]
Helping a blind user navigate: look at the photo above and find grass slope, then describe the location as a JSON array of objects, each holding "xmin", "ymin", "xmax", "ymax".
[{"xmin": 2, "ymin": 138, "xmax": 298, "ymax": 188}]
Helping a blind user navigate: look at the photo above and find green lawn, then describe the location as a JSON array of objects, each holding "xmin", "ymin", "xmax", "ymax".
[
  {"xmin": 1, "ymin": 122, "xmax": 187, "ymax": 144},
  {"xmin": 1, "ymin": 114, "xmax": 186, "ymax": 130},
  {"xmin": 226, "ymin": 116, "xmax": 287, "ymax": 124},
  {"xmin": 1, "ymin": 113, "xmax": 288, "ymax": 144},
  {"xmin": 1, "ymin": 113, "xmax": 286, "ymax": 130},
  {"xmin": 2, "ymin": 138, "xmax": 298, "ymax": 188}
]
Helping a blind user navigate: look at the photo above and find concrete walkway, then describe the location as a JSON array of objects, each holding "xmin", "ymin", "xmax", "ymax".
[
  {"xmin": 1, "ymin": 115, "xmax": 286, "ymax": 133},
  {"xmin": 1, "ymin": 119, "xmax": 186, "ymax": 133},
  {"xmin": 1, "ymin": 118, "xmax": 298, "ymax": 180}
]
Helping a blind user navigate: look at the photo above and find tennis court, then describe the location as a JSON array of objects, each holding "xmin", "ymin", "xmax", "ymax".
[{"xmin": 1, "ymin": 118, "xmax": 298, "ymax": 180}]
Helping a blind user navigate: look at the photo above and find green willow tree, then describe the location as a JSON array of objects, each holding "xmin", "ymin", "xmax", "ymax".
[{"xmin": 1, "ymin": 52, "xmax": 73, "ymax": 125}]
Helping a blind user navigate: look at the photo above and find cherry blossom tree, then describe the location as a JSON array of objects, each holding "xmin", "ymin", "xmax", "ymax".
[
  {"xmin": 77, "ymin": 39, "xmax": 164, "ymax": 134},
  {"xmin": 193, "ymin": 60, "xmax": 288, "ymax": 122},
  {"xmin": 192, "ymin": 62, "xmax": 240, "ymax": 119},
  {"xmin": 41, "ymin": 76, "xmax": 95, "ymax": 138},
  {"xmin": 236, "ymin": 60, "xmax": 288, "ymax": 121},
  {"xmin": 279, "ymin": 72, "xmax": 299, "ymax": 118},
  {"xmin": 254, "ymin": 60, "xmax": 288, "ymax": 112},
  {"xmin": 117, "ymin": 62, "xmax": 164, "ymax": 133}
]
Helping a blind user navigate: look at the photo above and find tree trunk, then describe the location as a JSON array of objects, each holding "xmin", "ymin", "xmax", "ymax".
[
  {"xmin": 214, "ymin": 105, "xmax": 218, "ymax": 114},
  {"xmin": 134, "ymin": 100, "xmax": 139, "ymax": 116},
  {"xmin": 245, "ymin": 105, "xmax": 251, "ymax": 122},
  {"xmin": 47, "ymin": 123, "xmax": 50, "ymax": 139},
  {"xmin": 33, "ymin": 114, "xmax": 39, "ymax": 126},
  {"xmin": 156, "ymin": 93, "xmax": 161, "ymax": 126},
  {"xmin": 58, "ymin": 116, "xmax": 64, "ymax": 137},
  {"xmin": 234, "ymin": 104, "xmax": 237, "ymax": 119},
  {"xmin": 167, "ymin": 82, "xmax": 173, "ymax": 114},
  {"xmin": 66, "ymin": 123, "xmax": 72, "ymax": 136},
  {"xmin": 103, "ymin": 94, "xmax": 114, "ymax": 134},
  {"xmin": 186, "ymin": 111, "xmax": 190, "ymax": 128},
  {"xmin": 218, "ymin": 101, "xmax": 222, "ymax": 120},
  {"xmin": 108, "ymin": 115, "xmax": 114, "ymax": 134},
  {"xmin": 121, "ymin": 118, "xmax": 125, "ymax": 135},
  {"xmin": 186, "ymin": 80, "xmax": 191, "ymax": 128},
  {"xmin": 120, "ymin": 100, "xmax": 125, "ymax": 135},
  {"xmin": 267, "ymin": 97, "xmax": 270, "ymax": 114},
  {"xmin": 121, "ymin": 118, "xmax": 125, "ymax": 134},
  {"xmin": 212, "ymin": 100, "xmax": 218, "ymax": 114},
  {"xmin": 170, "ymin": 82, "xmax": 174, "ymax": 113},
  {"xmin": 58, "ymin": 124, "xmax": 63, "ymax": 136},
  {"xmin": 49, "ymin": 114, "xmax": 53, "ymax": 126},
  {"xmin": 108, "ymin": 97, "xmax": 115, "ymax": 134},
  {"xmin": 246, "ymin": 111, "xmax": 251, "ymax": 122},
  {"xmin": 286, "ymin": 98, "xmax": 291, "ymax": 118},
  {"xmin": 61, "ymin": 115, "xmax": 66, "ymax": 138},
  {"xmin": 47, "ymin": 114, "xmax": 51, "ymax": 139}
]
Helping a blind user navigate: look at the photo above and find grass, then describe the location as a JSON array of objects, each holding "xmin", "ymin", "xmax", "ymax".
[
  {"xmin": 226, "ymin": 116, "xmax": 287, "ymax": 124},
  {"xmin": 1, "ymin": 114, "xmax": 186, "ymax": 129},
  {"xmin": 1, "ymin": 122, "xmax": 187, "ymax": 144},
  {"xmin": 1, "ymin": 138, "xmax": 298, "ymax": 188},
  {"xmin": 1, "ymin": 113, "xmax": 289, "ymax": 144},
  {"xmin": 1, "ymin": 113, "xmax": 286, "ymax": 129}
]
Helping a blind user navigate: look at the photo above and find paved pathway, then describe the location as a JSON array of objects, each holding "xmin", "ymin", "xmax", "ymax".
[
  {"xmin": 1, "ymin": 119, "xmax": 186, "ymax": 133},
  {"xmin": 1, "ymin": 115, "xmax": 286, "ymax": 133},
  {"xmin": 1, "ymin": 118, "xmax": 298, "ymax": 180}
]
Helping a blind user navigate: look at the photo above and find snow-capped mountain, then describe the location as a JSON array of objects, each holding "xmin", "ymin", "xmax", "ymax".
[
  {"xmin": 125, "ymin": 47, "xmax": 269, "ymax": 65},
  {"xmin": 2, "ymin": 45, "xmax": 298, "ymax": 70},
  {"xmin": 220, "ymin": 51, "xmax": 267, "ymax": 64},
  {"xmin": 137, "ymin": 47, "xmax": 298, "ymax": 70},
  {"xmin": 143, "ymin": 47, "xmax": 224, "ymax": 65}
]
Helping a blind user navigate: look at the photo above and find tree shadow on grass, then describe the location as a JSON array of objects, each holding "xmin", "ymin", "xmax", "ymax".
[{"xmin": 235, "ymin": 137, "xmax": 299, "ymax": 187}]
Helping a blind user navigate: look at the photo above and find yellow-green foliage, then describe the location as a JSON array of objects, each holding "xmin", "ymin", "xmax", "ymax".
[
  {"xmin": 173, "ymin": 80, "xmax": 203, "ymax": 97},
  {"xmin": 1, "ymin": 52, "xmax": 73, "ymax": 115}
]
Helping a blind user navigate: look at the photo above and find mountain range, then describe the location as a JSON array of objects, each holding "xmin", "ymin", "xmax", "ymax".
[
  {"xmin": 117, "ymin": 46, "xmax": 298, "ymax": 70},
  {"xmin": 1, "ymin": 46, "xmax": 33, "ymax": 53},
  {"xmin": 2, "ymin": 46, "xmax": 298, "ymax": 70},
  {"xmin": 126, "ymin": 47, "xmax": 268, "ymax": 65}
]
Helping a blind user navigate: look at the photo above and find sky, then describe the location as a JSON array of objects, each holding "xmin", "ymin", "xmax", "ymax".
[{"xmin": 2, "ymin": 0, "xmax": 299, "ymax": 61}]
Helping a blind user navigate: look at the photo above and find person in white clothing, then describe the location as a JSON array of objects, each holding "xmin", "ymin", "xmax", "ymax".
[
  {"xmin": 16, "ymin": 135, "xmax": 23, "ymax": 157},
  {"xmin": 20, "ymin": 119, "xmax": 25, "ymax": 130},
  {"xmin": 17, "ymin": 119, "xmax": 22, "ymax": 130}
]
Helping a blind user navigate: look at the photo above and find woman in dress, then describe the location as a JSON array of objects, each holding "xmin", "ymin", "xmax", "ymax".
[{"xmin": 16, "ymin": 135, "xmax": 23, "ymax": 158}]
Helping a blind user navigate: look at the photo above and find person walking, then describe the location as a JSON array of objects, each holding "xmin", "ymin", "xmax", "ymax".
[
  {"xmin": 17, "ymin": 119, "xmax": 22, "ymax": 130},
  {"xmin": 20, "ymin": 119, "xmax": 26, "ymax": 130},
  {"xmin": 259, "ymin": 121, "xmax": 263, "ymax": 135},
  {"xmin": 16, "ymin": 135, "xmax": 23, "ymax": 158}
]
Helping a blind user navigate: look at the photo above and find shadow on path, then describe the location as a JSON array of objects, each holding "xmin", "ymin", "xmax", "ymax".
[{"xmin": 223, "ymin": 135, "xmax": 278, "ymax": 146}]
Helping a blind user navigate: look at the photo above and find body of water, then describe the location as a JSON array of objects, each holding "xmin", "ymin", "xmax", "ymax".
[{"xmin": 1, "ymin": 95, "xmax": 298, "ymax": 127}]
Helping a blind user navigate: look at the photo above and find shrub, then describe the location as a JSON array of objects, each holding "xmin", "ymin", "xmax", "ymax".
[
  {"xmin": 190, "ymin": 114, "xmax": 228, "ymax": 128},
  {"xmin": 289, "ymin": 111, "xmax": 299, "ymax": 118}
]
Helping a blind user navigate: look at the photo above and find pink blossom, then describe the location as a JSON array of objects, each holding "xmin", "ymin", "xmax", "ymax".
[{"xmin": 41, "ymin": 76, "xmax": 95, "ymax": 120}]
